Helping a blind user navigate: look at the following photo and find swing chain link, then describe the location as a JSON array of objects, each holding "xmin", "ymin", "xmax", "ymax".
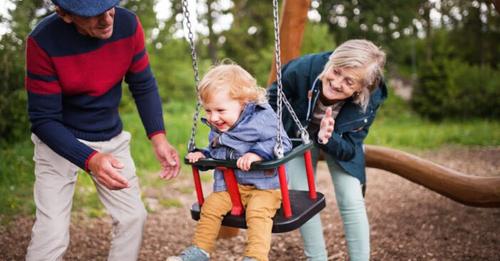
[
  {"xmin": 272, "ymin": 0, "xmax": 310, "ymax": 153},
  {"xmin": 182, "ymin": 0, "xmax": 202, "ymax": 152},
  {"xmin": 184, "ymin": 0, "xmax": 309, "ymax": 154},
  {"xmin": 279, "ymin": 89, "xmax": 310, "ymax": 144},
  {"xmin": 272, "ymin": 0, "xmax": 284, "ymax": 159}
]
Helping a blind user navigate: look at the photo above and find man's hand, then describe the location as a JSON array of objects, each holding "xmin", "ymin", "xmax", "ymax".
[
  {"xmin": 237, "ymin": 152, "xmax": 262, "ymax": 171},
  {"xmin": 151, "ymin": 133, "xmax": 180, "ymax": 179},
  {"xmin": 88, "ymin": 152, "xmax": 130, "ymax": 190},
  {"xmin": 318, "ymin": 107, "xmax": 335, "ymax": 144},
  {"xmin": 186, "ymin": 151, "xmax": 206, "ymax": 163}
]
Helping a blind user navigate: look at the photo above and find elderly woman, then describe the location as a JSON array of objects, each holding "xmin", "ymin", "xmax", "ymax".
[{"xmin": 268, "ymin": 39, "xmax": 387, "ymax": 261}]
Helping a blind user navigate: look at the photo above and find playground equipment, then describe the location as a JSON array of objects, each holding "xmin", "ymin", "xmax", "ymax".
[{"xmin": 181, "ymin": 0, "xmax": 326, "ymax": 233}]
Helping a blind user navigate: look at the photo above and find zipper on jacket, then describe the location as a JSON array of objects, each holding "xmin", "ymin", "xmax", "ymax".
[{"xmin": 306, "ymin": 77, "xmax": 320, "ymax": 121}]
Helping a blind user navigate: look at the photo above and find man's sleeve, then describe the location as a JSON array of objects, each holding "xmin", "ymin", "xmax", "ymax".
[
  {"xmin": 125, "ymin": 16, "xmax": 165, "ymax": 139},
  {"xmin": 26, "ymin": 37, "xmax": 97, "ymax": 171}
]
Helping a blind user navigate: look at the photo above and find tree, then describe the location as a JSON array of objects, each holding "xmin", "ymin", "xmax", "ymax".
[
  {"xmin": 220, "ymin": 0, "xmax": 276, "ymax": 84},
  {"xmin": 0, "ymin": 0, "xmax": 50, "ymax": 143}
]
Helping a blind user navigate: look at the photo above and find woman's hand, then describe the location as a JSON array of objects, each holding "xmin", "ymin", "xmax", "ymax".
[
  {"xmin": 237, "ymin": 152, "xmax": 262, "ymax": 171},
  {"xmin": 318, "ymin": 107, "xmax": 335, "ymax": 144},
  {"xmin": 186, "ymin": 151, "xmax": 206, "ymax": 163}
]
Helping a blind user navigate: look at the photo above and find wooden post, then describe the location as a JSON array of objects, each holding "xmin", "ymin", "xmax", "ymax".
[
  {"xmin": 493, "ymin": 0, "xmax": 500, "ymax": 13},
  {"xmin": 267, "ymin": 0, "xmax": 311, "ymax": 85}
]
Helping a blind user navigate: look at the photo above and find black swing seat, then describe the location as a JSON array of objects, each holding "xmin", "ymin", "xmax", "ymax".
[
  {"xmin": 186, "ymin": 141, "xmax": 312, "ymax": 170},
  {"xmin": 186, "ymin": 142, "xmax": 326, "ymax": 233},
  {"xmin": 190, "ymin": 190, "xmax": 325, "ymax": 233}
]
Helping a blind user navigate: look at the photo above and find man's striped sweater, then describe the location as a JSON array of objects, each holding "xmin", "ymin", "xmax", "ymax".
[{"xmin": 26, "ymin": 7, "xmax": 165, "ymax": 171}]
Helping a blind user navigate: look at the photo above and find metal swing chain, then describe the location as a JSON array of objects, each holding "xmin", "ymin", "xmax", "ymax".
[
  {"xmin": 182, "ymin": 0, "xmax": 202, "ymax": 152},
  {"xmin": 272, "ymin": 0, "xmax": 285, "ymax": 159},
  {"xmin": 279, "ymin": 89, "xmax": 310, "ymax": 143},
  {"xmin": 272, "ymin": 0, "xmax": 310, "ymax": 154}
]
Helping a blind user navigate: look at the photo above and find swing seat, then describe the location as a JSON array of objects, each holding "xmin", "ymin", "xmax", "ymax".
[
  {"xmin": 190, "ymin": 190, "xmax": 325, "ymax": 233},
  {"xmin": 186, "ymin": 142, "xmax": 326, "ymax": 233}
]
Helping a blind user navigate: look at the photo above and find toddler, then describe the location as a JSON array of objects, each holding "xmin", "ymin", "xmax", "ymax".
[{"xmin": 168, "ymin": 63, "xmax": 292, "ymax": 261}]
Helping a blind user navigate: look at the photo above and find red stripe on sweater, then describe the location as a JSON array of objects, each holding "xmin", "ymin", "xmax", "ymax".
[
  {"xmin": 51, "ymin": 37, "xmax": 135, "ymax": 97},
  {"xmin": 129, "ymin": 53, "xmax": 149, "ymax": 73},
  {"xmin": 133, "ymin": 16, "xmax": 145, "ymax": 52},
  {"xmin": 25, "ymin": 76, "xmax": 61, "ymax": 94},
  {"xmin": 128, "ymin": 16, "xmax": 148, "ymax": 73},
  {"xmin": 26, "ymin": 37, "xmax": 57, "ymax": 86}
]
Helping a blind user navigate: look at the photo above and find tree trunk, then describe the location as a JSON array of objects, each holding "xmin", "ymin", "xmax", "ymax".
[
  {"xmin": 206, "ymin": 0, "xmax": 218, "ymax": 63},
  {"xmin": 267, "ymin": 0, "xmax": 311, "ymax": 85}
]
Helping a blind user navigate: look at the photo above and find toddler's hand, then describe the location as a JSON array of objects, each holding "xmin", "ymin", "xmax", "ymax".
[
  {"xmin": 237, "ymin": 152, "xmax": 262, "ymax": 171},
  {"xmin": 318, "ymin": 107, "xmax": 335, "ymax": 144},
  {"xmin": 186, "ymin": 151, "xmax": 206, "ymax": 163}
]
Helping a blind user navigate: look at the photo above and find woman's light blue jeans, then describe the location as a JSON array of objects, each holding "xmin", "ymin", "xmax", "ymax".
[{"xmin": 287, "ymin": 145, "xmax": 370, "ymax": 261}]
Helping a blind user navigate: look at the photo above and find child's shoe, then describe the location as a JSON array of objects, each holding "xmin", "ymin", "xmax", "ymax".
[{"xmin": 166, "ymin": 246, "xmax": 209, "ymax": 261}]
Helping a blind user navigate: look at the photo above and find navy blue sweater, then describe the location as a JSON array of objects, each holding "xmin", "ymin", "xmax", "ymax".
[{"xmin": 26, "ymin": 7, "xmax": 165, "ymax": 171}]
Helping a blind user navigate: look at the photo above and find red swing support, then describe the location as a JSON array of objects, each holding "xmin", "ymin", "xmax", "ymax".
[
  {"xmin": 187, "ymin": 142, "xmax": 325, "ymax": 233},
  {"xmin": 191, "ymin": 149, "xmax": 317, "ymax": 219}
]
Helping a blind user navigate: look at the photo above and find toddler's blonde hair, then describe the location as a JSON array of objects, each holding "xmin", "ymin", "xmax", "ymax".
[{"xmin": 198, "ymin": 62, "xmax": 267, "ymax": 105}]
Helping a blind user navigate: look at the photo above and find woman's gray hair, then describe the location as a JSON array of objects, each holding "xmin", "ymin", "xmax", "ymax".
[{"xmin": 319, "ymin": 39, "xmax": 386, "ymax": 112}]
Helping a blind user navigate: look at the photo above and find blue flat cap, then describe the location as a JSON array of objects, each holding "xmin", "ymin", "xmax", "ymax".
[{"xmin": 52, "ymin": 0, "xmax": 120, "ymax": 17}]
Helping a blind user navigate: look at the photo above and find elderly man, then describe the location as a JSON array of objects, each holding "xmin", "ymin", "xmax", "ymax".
[{"xmin": 25, "ymin": 0, "xmax": 180, "ymax": 260}]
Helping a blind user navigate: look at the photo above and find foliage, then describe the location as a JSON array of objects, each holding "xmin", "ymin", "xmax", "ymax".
[
  {"xmin": 440, "ymin": 0, "xmax": 500, "ymax": 68},
  {"xmin": 301, "ymin": 22, "xmax": 336, "ymax": 54},
  {"xmin": 0, "ymin": 34, "xmax": 29, "ymax": 144},
  {"xmin": 368, "ymin": 88, "xmax": 500, "ymax": 149},
  {"xmin": 316, "ymin": 0, "xmax": 422, "ymax": 66},
  {"xmin": 411, "ymin": 31, "xmax": 500, "ymax": 120},
  {"xmin": 219, "ymin": 0, "xmax": 275, "ymax": 85},
  {"xmin": 121, "ymin": 0, "xmax": 158, "ymax": 33},
  {"xmin": 0, "ymin": 0, "xmax": 49, "ymax": 143},
  {"xmin": 0, "ymin": 139, "xmax": 36, "ymax": 216}
]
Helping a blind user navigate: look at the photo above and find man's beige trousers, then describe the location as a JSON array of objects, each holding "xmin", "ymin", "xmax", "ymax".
[{"xmin": 26, "ymin": 131, "xmax": 147, "ymax": 261}]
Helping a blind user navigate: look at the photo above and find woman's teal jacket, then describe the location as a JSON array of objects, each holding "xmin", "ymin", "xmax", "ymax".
[{"xmin": 267, "ymin": 51, "xmax": 388, "ymax": 184}]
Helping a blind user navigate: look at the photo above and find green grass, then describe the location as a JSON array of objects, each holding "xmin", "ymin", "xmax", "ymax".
[
  {"xmin": 0, "ymin": 140, "xmax": 36, "ymax": 217},
  {"xmin": 159, "ymin": 198, "xmax": 183, "ymax": 208},
  {"xmin": 121, "ymin": 101, "xmax": 210, "ymax": 176},
  {"xmin": 1, "ymin": 98, "xmax": 498, "ymax": 220},
  {"xmin": 72, "ymin": 172, "xmax": 106, "ymax": 218},
  {"xmin": 367, "ymin": 116, "xmax": 500, "ymax": 151},
  {"xmin": 366, "ymin": 90, "xmax": 500, "ymax": 150}
]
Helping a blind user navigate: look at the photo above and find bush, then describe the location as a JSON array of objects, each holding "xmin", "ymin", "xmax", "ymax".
[
  {"xmin": 411, "ymin": 29, "xmax": 500, "ymax": 120},
  {"xmin": 0, "ymin": 36, "xmax": 30, "ymax": 145},
  {"xmin": 412, "ymin": 58, "xmax": 500, "ymax": 120}
]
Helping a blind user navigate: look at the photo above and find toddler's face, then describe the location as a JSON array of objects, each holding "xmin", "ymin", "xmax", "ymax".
[{"xmin": 203, "ymin": 89, "xmax": 243, "ymax": 132}]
